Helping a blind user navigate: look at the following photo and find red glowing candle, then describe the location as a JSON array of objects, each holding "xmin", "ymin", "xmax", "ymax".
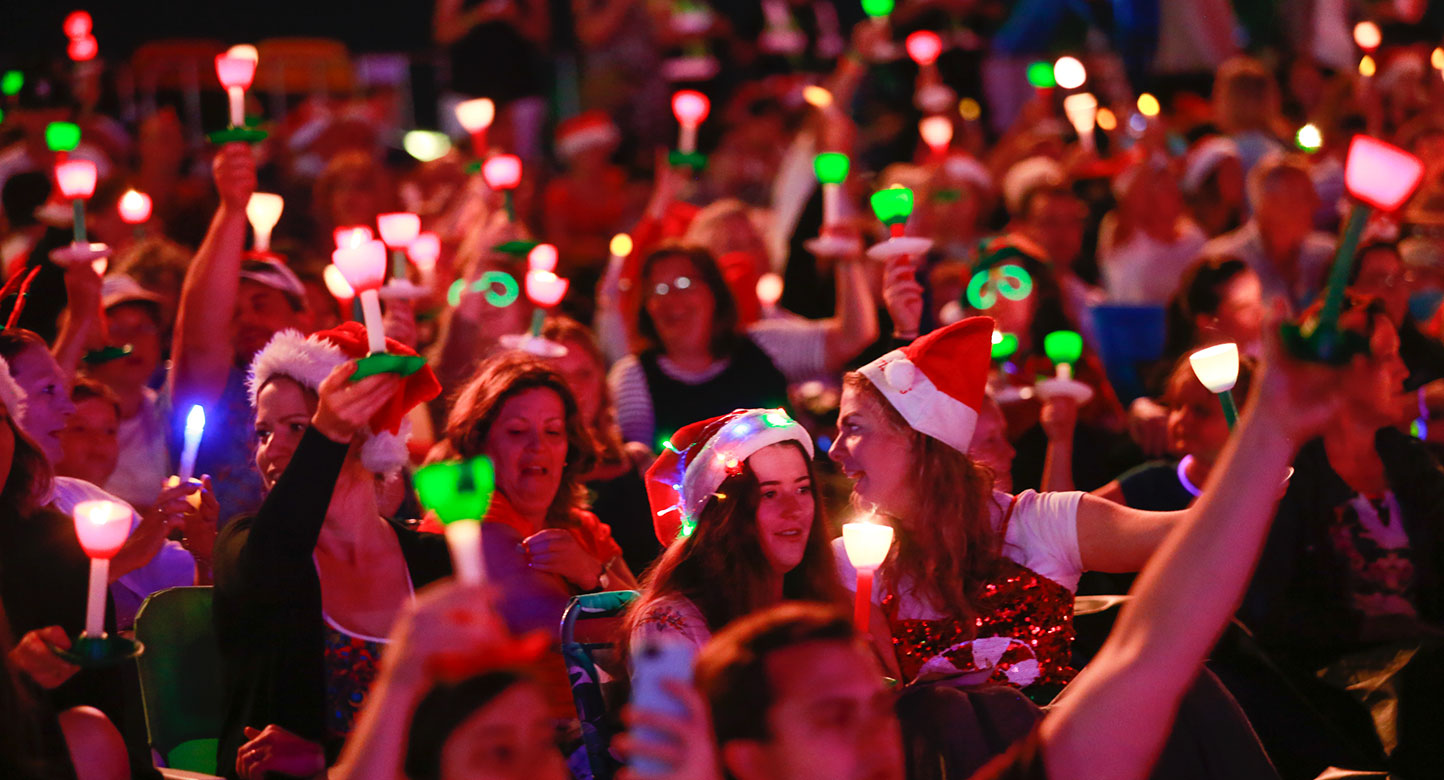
[
  {"xmin": 73, "ymin": 500, "xmax": 131, "ymax": 638},
  {"xmin": 68, "ymin": 35, "xmax": 98, "ymax": 62},
  {"xmin": 919, "ymin": 116, "xmax": 952, "ymax": 161},
  {"xmin": 527, "ymin": 243, "xmax": 558, "ymax": 273},
  {"xmin": 332, "ymin": 239, "xmax": 390, "ymax": 354},
  {"xmin": 215, "ymin": 54, "xmax": 257, "ymax": 127},
  {"xmin": 671, "ymin": 90, "xmax": 710, "ymax": 155},
  {"xmin": 409, "ymin": 231, "xmax": 441, "ymax": 281},
  {"xmin": 57, "ymin": 160, "xmax": 98, "ymax": 244},
  {"xmin": 118, "ymin": 189, "xmax": 152, "ymax": 225},
  {"xmin": 455, "ymin": 97, "xmax": 495, "ymax": 155},
  {"xmin": 63, "ymin": 10, "xmax": 93, "ymax": 39},
  {"xmin": 905, "ymin": 30, "xmax": 942, "ymax": 67},
  {"xmin": 334, "ymin": 225, "xmax": 374, "ymax": 250},
  {"xmin": 841, "ymin": 517, "xmax": 894, "ymax": 636}
]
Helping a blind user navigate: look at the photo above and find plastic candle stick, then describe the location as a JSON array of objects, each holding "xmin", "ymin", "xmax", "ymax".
[
  {"xmin": 1044, "ymin": 330, "xmax": 1083, "ymax": 380},
  {"xmin": 73, "ymin": 501, "xmax": 131, "ymax": 638},
  {"xmin": 323, "ymin": 265, "xmax": 355, "ymax": 302},
  {"xmin": 178, "ymin": 405, "xmax": 206, "ymax": 482},
  {"xmin": 378, "ymin": 212, "xmax": 421, "ymax": 278},
  {"xmin": 409, "ymin": 231, "xmax": 441, "ymax": 282},
  {"xmin": 842, "ymin": 516, "xmax": 894, "ymax": 635},
  {"xmin": 47, "ymin": 121, "xmax": 82, "ymax": 155},
  {"xmin": 905, "ymin": 31, "xmax": 942, "ymax": 67},
  {"xmin": 246, "ymin": 193, "xmax": 284, "ymax": 253},
  {"xmin": 1026, "ymin": 61, "xmax": 1056, "ymax": 93},
  {"xmin": 414, "ymin": 457, "xmax": 496, "ymax": 584},
  {"xmin": 215, "ymin": 54, "xmax": 256, "ymax": 128},
  {"xmin": 671, "ymin": 90, "xmax": 710, "ymax": 155},
  {"xmin": 1189, "ymin": 343, "xmax": 1240, "ymax": 428},
  {"xmin": 331, "ymin": 239, "xmax": 390, "ymax": 354},
  {"xmin": 870, "ymin": 187, "xmax": 913, "ymax": 238},
  {"xmin": 482, "ymin": 154, "xmax": 523, "ymax": 220},
  {"xmin": 919, "ymin": 116, "xmax": 952, "ymax": 160},
  {"xmin": 56, "ymin": 160, "xmax": 98, "ymax": 244},
  {"xmin": 1062, "ymin": 93, "xmax": 1097, "ymax": 153},
  {"xmin": 455, "ymin": 97, "xmax": 495, "ymax": 155},
  {"xmin": 1285, "ymin": 136, "xmax": 1424, "ymax": 363},
  {"xmin": 814, "ymin": 152, "xmax": 850, "ymax": 228},
  {"xmin": 756, "ymin": 272, "xmax": 783, "ymax": 313},
  {"xmin": 117, "ymin": 189, "xmax": 152, "ymax": 225},
  {"xmin": 525, "ymin": 269, "xmax": 569, "ymax": 336},
  {"xmin": 1053, "ymin": 56, "xmax": 1086, "ymax": 90}
]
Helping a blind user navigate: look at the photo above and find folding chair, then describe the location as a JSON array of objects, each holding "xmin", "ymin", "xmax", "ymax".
[
  {"xmin": 134, "ymin": 587, "xmax": 224, "ymax": 778},
  {"xmin": 561, "ymin": 590, "xmax": 640, "ymax": 780}
]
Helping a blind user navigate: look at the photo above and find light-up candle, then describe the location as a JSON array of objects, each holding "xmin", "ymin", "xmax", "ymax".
[
  {"xmin": 671, "ymin": 90, "xmax": 710, "ymax": 155},
  {"xmin": 1053, "ymin": 56, "xmax": 1086, "ymax": 90},
  {"xmin": 482, "ymin": 154, "xmax": 523, "ymax": 220},
  {"xmin": 246, "ymin": 193, "xmax": 284, "ymax": 253},
  {"xmin": 56, "ymin": 159, "xmax": 98, "ymax": 244},
  {"xmin": 1189, "ymin": 343, "xmax": 1240, "ymax": 428},
  {"xmin": 871, "ymin": 186, "xmax": 913, "ymax": 240},
  {"xmin": 63, "ymin": 10, "xmax": 92, "ymax": 39},
  {"xmin": 178, "ymin": 404, "xmax": 206, "ymax": 482},
  {"xmin": 403, "ymin": 130, "xmax": 452, "ymax": 163},
  {"xmin": 331, "ymin": 239, "xmax": 390, "ymax": 354},
  {"xmin": 214, "ymin": 54, "xmax": 257, "ymax": 128},
  {"xmin": 455, "ymin": 97, "xmax": 495, "ymax": 155},
  {"xmin": 1026, "ymin": 61, "xmax": 1056, "ymax": 93},
  {"xmin": 527, "ymin": 243, "xmax": 558, "ymax": 273},
  {"xmin": 905, "ymin": 31, "xmax": 942, "ymax": 68},
  {"xmin": 409, "ymin": 231, "xmax": 441, "ymax": 283},
  {"xmin": 323, "ymin": 264, "xmax": 355, "ymax": 302},
  {"xmin": 334, "ymin": 225, "xmax": 373, "ymax": 250},
  {"xmin": 377, "ymin": 212, "xmax": 421, "ymax": 278},
  {"xmin": 46, "ymin": 121, "xmax": 82, "ymax": 154},
  {"xmin": 1062, "ymin": 93, "xmax": 1097, "ymax": 153},
  {"xmin": 756, "ymin": 272, "xmax": 783, "ymax": 314},
  {"xmin": 414, "ymin": 457, "xmax": 496, "ymax": 584},
  {"xmin": 814, "ymin": 152, "xmax": 850, "ymax": 229},
  {"xmin": 1354, "ymin": 21, "xmax": 1381, "ymax": 52},
  {"xmin": 1044, "ymin": 330, "xmax": 1083, "ymax": 381},
  {"xmin": 919, "ymin": 116, "xmax": 952, "ymax": 161},
  {"xmin": 68, "ymin": 35, "xmax": 98, "ymax": 63},
  {"xmin": 524, "ymin": 269, "xmax": 569, "ymax": 337},
  {"xmin": 73, "ymin": 500, "xmax": 131, "ymax": 638},
  {"xmin": 842, "ymin": 516, "xmax": 894, "ymax": 635},
  {"xmin": 118, "ymin": 189, "xmax": 152, "ymax": 225},
  {"xmin": 861, "ymin": 0, "xmax": 894, "ymax": 26}
]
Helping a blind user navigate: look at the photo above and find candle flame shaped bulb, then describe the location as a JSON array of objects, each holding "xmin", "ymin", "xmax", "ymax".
[
  {"xmin": 226, "ymin": 44, "xmax": 259, "ymax": 63},
  {"xmin": 860, "ymin": 0, "xmax": 894, "ymax": 19},
  {"xmin": 870, "ymin": 186, "xmax": 914, "ymax": 237},
  {"xmin": 1053, "ymin": 56, "xmax": 1086, "ymax": 90},
  {"xmin": 215, "ymin": 54, "xmax": 257, "ymax": 127},
  {"xmin": 402, "ymin": 130, "xmax": 452, "ymax": 163},
  {"xmin": 919, "ymin": 116, "xmax": 952, "ymax": 158},
  {"xmin": 334, "ymin": 225, "xmax": 374, "ymax": 250},
  {"xmin": 1043, "ymin": 330, "xmax": 1083, "ymax": 381},
  {"xmin": 409, "ymin": 231, "xmax": 441, "ymax": 275},
  {"xmin": 377, "ymin": 212, "xmax": 421, "ymax": 249},
  {"xmin": 332, "ymin": 239, "xmax": 390, "ymax": 354},
  {"xmin": 246, "ymin": 193, "xmax": 284, "ymax": 252},
  {"xmin": 671, "ymin": 90, "xmax": 710, "ymax": 155},
  {"xmin": 1063, "ymin": 93, "xmax": 1098, "ymax": 152},
  {"xmin": 178, "ymin": 405, "xmax": 205, "ymax": 483},
  {"xmin": 842, "ymin": 516, "xmax": 894, "ymax": 636},
  {"xmin": 118, "ymin": 189, "xmax": 152, "ymax": 224},
  {"xmin": 414, "ymin": 457, "xmax": 496, "ymax": 584},
  {"xmin": 68, "ymin": 35, "xmax": 98, "ymax": 62},
  {"xmin": 1189, "ymin": 342, "xmax": 1240, "ymax": 427},
  {"xmin": 756, "ymin": 272, "xmax": 783, "ymax": 309},
  {"xmin": 814, "ymin": 153, "xmax": 850, "ymax": 229},
  {"xmin": 905, "ymin": 30, "xmax": 942, "ymax": 67},
  {"xmin": 481, "ymin": 154, "xmax": 523, "ymax": 191},
  {"xmin": 527, "ymin": 243, "xmax": 558, "ymax": 273},
  {"xmin": 1026, "ymin": 61, "xmax": 1056, "ymax": 90},
  {"xmin": 525, "ymin": 270, "xmax": 569, "ymax": 307},
  {"xmin": 1354, "ymin": 21, "xmax": 1381, "ymax": 52},
  {"xmin": 802, "ymin": 85, "xmax": 833, "ymax": 110},
  {"xmin": 455, "ymin": 97, "xmax": 496, "ymax": 133},
  {"xmin": 74, "ymin": 499, "xmax": 133, "ymax": 638},
  {"xmin": 64, "ymin": 10, "xmax": 92, "ymax": 39},
  {"xmin": 1344, "ymin": 135, "xmax": 1425, "ymax": 211},
  {"xmin": 56, "ymin": 160, "xmax": 98, "ymax": 200},
  {"xmin": 323, "ymin": 264, "xmax": 355, "ymax": 301}
]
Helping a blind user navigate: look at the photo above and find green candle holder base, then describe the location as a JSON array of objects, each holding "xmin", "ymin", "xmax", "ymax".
[
  {"xmin": 82, "ymin": 344, "xmax": 133, "ymax": 365},
  {"xmin": 52, "ymin": 634, "xmax": 143, "ymax": 668},
  {"xmin": 206, "ymin": 126, "xmax": 269, "ymax": 145},
  {"xmin": 351, "ymin": 353, "xmax": 426, "ymax": 381},
  {"xmin": 492, "ymin": 240, "xmax": 539, "ymax": 257},
  {"xmin": 668, "ymin": 150, "xmax": 707, "ymax": 170},
  {"xmin": 1279, "ymin": 320, "xmax": 1370, "ymax": 366}
]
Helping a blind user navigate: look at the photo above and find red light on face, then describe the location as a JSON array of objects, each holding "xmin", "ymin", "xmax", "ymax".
[{"xmin": 905, "ymin": 31, "xmax": 942, "ymax": 67}]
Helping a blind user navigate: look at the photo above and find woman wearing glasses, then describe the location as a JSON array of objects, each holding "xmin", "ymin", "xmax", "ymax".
[{"xmin": 607, "ymin": 244, "xmax": 876, "ymax": 452}]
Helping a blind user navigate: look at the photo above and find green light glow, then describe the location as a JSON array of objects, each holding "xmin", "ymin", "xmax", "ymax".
[
  {"xmin": 1, "ymin": 71, "xmax": 21, "ymax": 96},
  {"xmin": 414, "ymin": 456, "xmax": 496, "ymax": 524},
  {"xmin": 813, "ymin": 152, "xmax": 850, "ymax": 185},
  {"xmin": 870, "ymin": 187, "xmax": 913, "ymax": 226},
  {"xmin": 1026, "ymin": 62, "xmax": 1056, "ymax": 89},
  {"xmin": 46, "ymin": 122, "xmax": 81, "ymax": 153},
  {"xmin": 860, "ymin": 0, "xmax": 894, "ymax": 18},
  {"xmin": 991, "ymin": 333, "xmax": 1019, "ymax": 361},
  {"xmin": 1044, "ymin": 330, "xmax": 1084, "ymax": 366}
]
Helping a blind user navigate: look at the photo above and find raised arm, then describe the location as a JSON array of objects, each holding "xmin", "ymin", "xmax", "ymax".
[
  {"xmin": 1041, "ymin": 344, "xmax": 1343, "ymax": 780},
  {"xmin": 168, "ymin": 143, "xmax": 254, "ymax": 409},
  {"xmin": 52, "ymin": 264, "xmax": 102, "ymax": 378},
  {"xmin": 820, "ymin": 254, "xmax": 878, "ymax": 372}
]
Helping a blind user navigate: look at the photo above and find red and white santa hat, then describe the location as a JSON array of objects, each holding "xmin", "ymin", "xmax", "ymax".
[
  {"xmin": 857, "ymin": 316, "xmax": 994, "ymax": 454},
  {"xmin": 645, "ymin": 408, "xmax": 814, "ymax": 544},
  {"xmin": 555, "ymin": 111, "xmax": 620, "ymax": 161},
  {"xmin": 0, "ymin": 356, "xmax": 27, "ymax": 422},
  {"xmin": 247, "ymin": 322, "xmax": 442, "ymax": 473}
]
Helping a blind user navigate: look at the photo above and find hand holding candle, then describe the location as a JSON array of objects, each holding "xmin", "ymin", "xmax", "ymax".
[
  {"xmin": 73, "ymin": 501, "xmax": 132, "ymax": 639},
  {"xmin": 1035, "ymin": 330, "xmax": 1094, "ymax": 403},
  {"xmin": 842, "ymin": 516, "xmax": 894, "ymax": 635},
  {"xmin": 415, "ymin": 457, "xmax": 496, "ymax": 584},
  {"xmin": 331, "ymin": 239, "xmax": 390, "ymax": 355},
  {"xmin": 56, "ymin": 159, "xmax": 98, "ymax": 244},
  {"xmin": 671, "ymin": 90, "xmax": 710, "ymax": 157}
]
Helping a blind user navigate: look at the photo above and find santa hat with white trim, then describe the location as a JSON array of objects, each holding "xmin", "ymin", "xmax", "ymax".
[
  {"xmin": 555, "ymin": 111, "xmax": 620, "ymax": 161},
  {"xmin": 247, "ymin": 322, "xmax": 442, "ymax": 473},
  {"xmin": 858, "ymin": 316, "xmax": 994, "ymax": 454},
  {"xmin": 645, "ymin": 408, "xmax": 814, "ymax": 544}
]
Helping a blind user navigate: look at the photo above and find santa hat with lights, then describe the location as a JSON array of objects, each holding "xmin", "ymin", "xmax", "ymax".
[
  {"xmin": 645, "ymin": 408, "xmax": 814, "ymax": 544},
  {"xmin": 858, "ymin": 316, "xmax": 994, "ymax": 455},
  {"xmin": 555, "ymin": 111, "xmax": 620, "ymax": 161},
  {"xmin": 247, "ymin": 322, "xmax": 442, "ymax": 473}
]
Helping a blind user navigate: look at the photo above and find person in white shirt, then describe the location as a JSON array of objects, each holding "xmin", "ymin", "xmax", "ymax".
[{"xmin": 1097, "ymin": 161, "xmax": 1207, "ymax": 305}]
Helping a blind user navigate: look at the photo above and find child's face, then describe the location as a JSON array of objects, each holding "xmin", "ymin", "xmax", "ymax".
[{"xmin": 1165, "ymin": 373, "xmax": 1232, "ymax": 464}]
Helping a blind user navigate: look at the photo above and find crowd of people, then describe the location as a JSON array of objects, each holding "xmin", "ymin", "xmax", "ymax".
[{"xmin": 4, "ymin": 1, "xmax": 1444, "ymax": 779}]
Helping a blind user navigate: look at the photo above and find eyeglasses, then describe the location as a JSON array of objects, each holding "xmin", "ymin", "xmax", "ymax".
[{"xmin": 650, "ymin": 276, "xmax": 695, "ymax": 297}]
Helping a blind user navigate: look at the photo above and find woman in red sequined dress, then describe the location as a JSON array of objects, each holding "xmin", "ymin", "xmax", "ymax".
[{"xmin": 828, "ymin": 315, "xmax": 1182, "ymax": 699}]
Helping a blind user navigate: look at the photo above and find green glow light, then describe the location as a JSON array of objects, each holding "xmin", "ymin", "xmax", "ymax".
[
  {"xmin": 414, "ymin": 456, "xmax": 496, "ymax": 524},
  {"xmin": 1044, "ymin": 330, "xmax": 1084, "ymax": 367},
  {"xmin": 1, "ymin": 71, "xmax": 21, "ymax": 96},
  {"xmin": 46, "ymin": 122, "xmax": 81, "ymax": 153},
  {"xmin": 870, "ymin": 187, "xmax": 913, "ymax": 226},
  {"xmin": 763, "ymin": 409, "xmax": 791, "ymax": 428},
  {"xmin": 813, "ymin": 152, "xmax": 850, "ymax": 185},
  {"xmin": 860, "ymin": 0, "xmax": 894, "ymax": 18},
  {"xmin": 991, "ymin": 333, "xmax": 1019, "ymax": 361},
  {"xmin": 966, "ymin": 264, "xmax": 1033, "ymax": 310},
  {"xmin": 1026, "ymin": 61, "xmax": 1056, "ymax": 89},
  {"xmin": 446, "ymin": 271, "xmax": 520, "ymax": 308}
]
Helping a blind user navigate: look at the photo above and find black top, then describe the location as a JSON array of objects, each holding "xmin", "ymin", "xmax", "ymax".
[
  {"xmin": 446, "ymin": 2, "xmax": 545, "ymax": 102},
  {"xmin": 213, "ymin": 428, "xmax": 450, "ymax": 777},
  {"xmin": 638, "ymin": 338, "xmax": 791, "ymax": 446},
  {"xmin": 1118, "ymin": 461, "xmax": 1197, "ymax": 512},
  {"xmin": 588, "ymin": 467, "xmax": 661, "ymax": 576},
  {"xmin": 0, "ymin": 505, "xmax": 158, "ymax": 779}
]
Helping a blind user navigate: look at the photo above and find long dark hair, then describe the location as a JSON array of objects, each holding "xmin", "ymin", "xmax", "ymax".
[
  {"xmin": 844, "ymin": 374, "xmax": 1001, "ymax": 627},
  {"xmin": 636, "ymin": 245, "xmax": 740, "ymax": 359},
  {"xmin": 0, "ymin": 330, "xmax": 54, "ymax": 511},
  {"xmin": 445, "ymin": 352, "xmax": 597, "ymax": 528},
  {"xmin": 1163, "ymin": 255, "xmax": 1251, "ymax": 360},
  {"xmin": 625, "ymin": 441, "xmax": 843, "ymax": 640}
]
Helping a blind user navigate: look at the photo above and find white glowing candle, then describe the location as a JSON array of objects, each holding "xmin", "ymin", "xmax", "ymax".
[
  {"xmin": 178, "ymin": 405, "xmax": 205, "ymax": 483},
  {"xmin": 842, "ymin": 517, "xmax": 894, "ymax": 635},
  {"xmin": 73, "ymin": 501, "xmax": 132, "ymax": 638},
  {"xmin": 445, "ymin": 520, "xmax": 484, "ymax": 584}
]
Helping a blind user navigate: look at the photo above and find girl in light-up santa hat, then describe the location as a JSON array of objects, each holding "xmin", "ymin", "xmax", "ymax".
[
  {"xmin": 214, "ymin": 322, "xmax": 448, "ymax": 778},
  {"xmin": 625, "ymin": 407, "xmax": 844, "ymax": 670},
  {"xmin": 830, "ymin": 316, "xmax": 1185, "ymax": 694}
]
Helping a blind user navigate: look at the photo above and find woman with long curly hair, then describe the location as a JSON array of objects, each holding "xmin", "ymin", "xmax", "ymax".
[{"xmin": 624, "ymin": 409, "xmax": 843, "ymax": 661}]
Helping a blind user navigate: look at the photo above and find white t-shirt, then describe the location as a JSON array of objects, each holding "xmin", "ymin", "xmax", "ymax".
[
  {"xmin": 103, "ymin": 388, "xmax": 170, "ymax": 509},
  {"xmin": 608, "ymin": 318, "xmax": 828, "ymax": 445},
  {"xmin": 834, "ymin": 490, "xmax": 1084, "ymax": 620},
  {"xmin": 48, "ymin": 477, "xmax": 195, "ymax": 629},
  {"xmin": 1099, "ymin": 220, "xmax": 1207, "ymax": 305}
]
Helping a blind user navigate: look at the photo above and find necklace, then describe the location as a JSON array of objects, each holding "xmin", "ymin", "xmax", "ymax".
[{"xmin": 1176, "ymin": 455, "xmax": 1203, "ymax": 497}]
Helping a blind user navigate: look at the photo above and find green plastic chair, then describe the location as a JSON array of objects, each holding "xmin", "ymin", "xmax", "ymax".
[
  {"xmin": 561, "ymin": 590, "xmax": 640, "ymax": 780},
  {"xmin": 134, "ymin": 586, "xmax": 224, "ymax": 776}
]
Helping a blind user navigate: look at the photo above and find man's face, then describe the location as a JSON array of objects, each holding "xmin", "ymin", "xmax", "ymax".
[
  {"xmin": 1023, "ymin": 192, "xmax": 1086, "ymax": 271},
  {"xmin": 234, "ymin": 280, "xmax": 303, "ymax": 361},
  {"xmin": 724, "ymin": 641, "xmax": 904, "ymax": 780},
  {"xmin": 1254, "ymin": 172, "xmax": 1318, "ymax": 255}
]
